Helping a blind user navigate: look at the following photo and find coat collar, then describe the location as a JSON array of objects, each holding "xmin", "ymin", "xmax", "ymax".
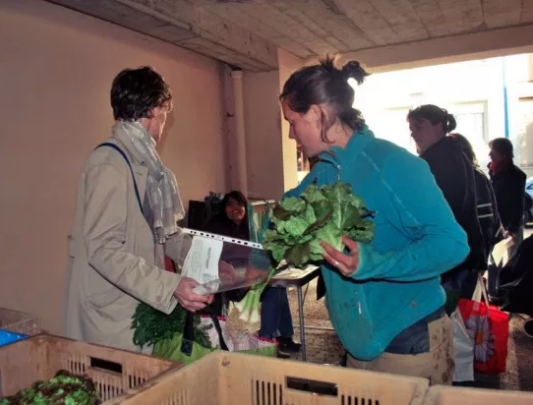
[
  {"xmin": 318, "ymin": 126, "xmax": 375, "ymax": 165},
  {"xmin": 105, "ymin": 135, "xmax": 150, "ymax": 201}
]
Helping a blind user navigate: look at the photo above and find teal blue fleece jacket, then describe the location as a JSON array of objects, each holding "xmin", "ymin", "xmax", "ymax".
[{"xmin": 285, "ymin": 128, "xmax": 470, "ymax": 361}]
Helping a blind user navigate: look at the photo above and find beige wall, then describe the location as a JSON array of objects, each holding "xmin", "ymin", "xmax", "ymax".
[
  {"xmin": 278, "ymin": 49, "xmax": 303, "ymax": 193},
  {"xmin": 242, "ymin": 48, "xmax": 303, "ymax": 199},
  {"xmin": 0, "ymin": 0, "xmax": 227, "ymax": 333},
  {"xmin": 243, "ymin": 70, "xmax": 285, "ymax": 199}
]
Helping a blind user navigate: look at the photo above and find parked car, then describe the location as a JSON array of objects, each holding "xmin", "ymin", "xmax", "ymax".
[{"xmin": 526, "ymin": 177, "xmax": 533, "ymax": 226}]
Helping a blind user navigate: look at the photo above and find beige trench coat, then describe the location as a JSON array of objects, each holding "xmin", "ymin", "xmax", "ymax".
[{"xmin": 64, "ymin": 136, "xmax": 182, "ymax": 352}]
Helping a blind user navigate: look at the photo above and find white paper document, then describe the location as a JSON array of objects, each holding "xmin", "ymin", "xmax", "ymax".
[{"xmin": 182, "ymin": 236, "xmax": 223, "ymax": 293}]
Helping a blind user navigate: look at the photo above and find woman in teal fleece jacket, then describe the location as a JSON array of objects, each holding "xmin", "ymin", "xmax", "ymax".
[{"xmin": 280, "ymin": 58, "xmax": 469, "ymax": 384}]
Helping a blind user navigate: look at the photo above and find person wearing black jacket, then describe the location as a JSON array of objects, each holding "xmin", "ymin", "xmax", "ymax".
[
  {"xmin": 408, "ymin": 105, "xmax": 484, "ymax": 314},
  {"xmin": 488, "ymin": 138, "xmax": 527, "ymax": 258},
  {"xmin": 450, "ymin": 133, "xmax": 504, "ymax": 260}
]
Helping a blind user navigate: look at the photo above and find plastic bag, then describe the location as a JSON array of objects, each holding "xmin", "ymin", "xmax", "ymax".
[
  {"xmin": 458, "ymin": 275, "xmax": 509, "ymax": 375},
  {"xmin": 451, "ymin": 309, "xmax": 474, "ymax": 382},
  {"xmin": 153, "ymin": 312, "xmax": 277, "ymax": 365},
  {"xmin": 176, "ymin": 228, "xmax": 272, "ymax": 295},
  {"xmin": 199, "ymin": 315, "xmax": 277, "ymax": 357}
]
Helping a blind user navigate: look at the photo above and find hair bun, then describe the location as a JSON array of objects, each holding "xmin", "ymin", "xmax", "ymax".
[{"xmin": 341, "ymin": 60, "xmax": 369, "ymax": 85}]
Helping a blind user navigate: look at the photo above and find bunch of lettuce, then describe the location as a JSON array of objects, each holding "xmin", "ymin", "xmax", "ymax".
[
  {"xmin": 263, "ymin": 182, "xmax": 375, "ymax": 268},
  {"xmin": 235, "ymin": 182, "xmax": 374, "ymax": 323}
]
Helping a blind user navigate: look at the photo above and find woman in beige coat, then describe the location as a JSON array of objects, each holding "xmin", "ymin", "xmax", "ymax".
[{"xmin": 64, "ymin": 67, "xmax": 212, "ymax": 352}]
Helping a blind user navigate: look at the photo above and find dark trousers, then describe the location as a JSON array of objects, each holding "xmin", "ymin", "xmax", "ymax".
[{"xmin": 259, "ymin": 287, "xmax": 294, "ymax": 339}]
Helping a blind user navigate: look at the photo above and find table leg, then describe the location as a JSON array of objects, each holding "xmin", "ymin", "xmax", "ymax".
[{"xmin": 297, "ymin": 285, "xmax": 307, "ymax": 361}]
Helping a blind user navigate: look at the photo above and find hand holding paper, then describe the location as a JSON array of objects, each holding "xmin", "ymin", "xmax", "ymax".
[{"xmin": 174, "ymin": 277, "xmax": 213, "ymax": 312}]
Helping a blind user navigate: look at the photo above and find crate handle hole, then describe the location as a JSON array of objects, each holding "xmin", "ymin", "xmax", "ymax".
[
  {"xmin": 286, "ymin": 376, "xmax": 338, "ymax": 397},
  {"xmin": 90, "ymin": 357, "xmax": 123, "ymax": 375}
]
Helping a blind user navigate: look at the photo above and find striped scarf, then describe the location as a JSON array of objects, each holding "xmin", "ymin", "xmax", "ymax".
[{"xmin": 112, "ymin": 121, "xmax": 184, "ymax": 244}]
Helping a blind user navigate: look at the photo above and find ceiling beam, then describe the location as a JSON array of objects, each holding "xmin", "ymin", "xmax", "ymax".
[
  {"xmin": 367, "ymin": 0, "xmax": 429, "ymax": 41},
  {"xmin": 522, "ymin": 0, "xmax": 533, "ymax": 23},
  {"xmin": 332, "ymin": 22, "xmax": 533, "ymax": 72},
  {"xmin": 407, "ymin": 0, "xmax": 450, "ymax": 37},
  {"xmin": 482, "ymin": 0, "xmax": 522, "ymax": 28},
  {"xmin": 436, "ymin": 0, "xmax": 484, "ymax": 33},
  {"xmin": 230, "ymin": 0, "xmax": 340, "ymax": 56},
  {"xmin": 45, "ymin": 0, "xmax": 279, "ymax": 71},
  {"xmin": 289, "ymin": 0, "xmax": 373, "ymax": 50},
  {"xmin": 331, "ymin": 0, "xmax": 399, "ymax": 45},
  {"xmin": 270, "ymin": 2, "xmax": 348, "ymax": 52},
  {"xmin": 189, "ymin": 0, "xmax": 314, "ymax": 59}
]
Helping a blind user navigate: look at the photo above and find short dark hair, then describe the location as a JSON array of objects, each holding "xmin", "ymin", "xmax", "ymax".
[
  {"xmin": 407, "ymin": 104, "xmax": 457, "ymax": 134},
  {"xmin": 280, "ymin": 56, "xmax": 369, "ymax": 142},
  {"xmin": 489, "ymin": 137, "xmax": 514, "ymax": 159},
  {"xmin": 110, "ymin": 66, "xmax": 172, "ymax": 121},
  {"xmin": 450, "ymin": 133, "xmax": 478, "ymax": 166}
]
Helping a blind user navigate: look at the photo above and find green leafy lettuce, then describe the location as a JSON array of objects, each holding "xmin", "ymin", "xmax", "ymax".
[
  {"xmin": 132, "ymin": 303, "xmax": 210, "ymax": 350},
  {"xmin": 262, "ymin": 182, "xmax": 375, "ymax": 268}
]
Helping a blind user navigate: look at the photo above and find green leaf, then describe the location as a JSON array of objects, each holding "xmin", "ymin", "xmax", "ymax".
[
  {"xmin": 131, "ymin": 303, "xmax": 209, "ymax": 349},
  {"xmin": 284, "ymin": 243, "xmax": 311, "ymax": 268},
  {"xmin": 301, "ymin": 184, "xmax": 325, "ymax": 203},
  {"xmin": 303, "ymin": 203, "xmax": 333, "ymax": 236},
  {"xmin": 278, "ymin": 216, "xmax": 312, "ymax": 237},
  {"xmin": 311, "ymin": 200, "xmax": 333, "ymax": 222},
  {"xmin": 279, "ymin": 197, "xmax": 306, "ymax": 213},
  {"xmin": 272, "ymin": 203, "xmax": 292, "ymax": 221}
]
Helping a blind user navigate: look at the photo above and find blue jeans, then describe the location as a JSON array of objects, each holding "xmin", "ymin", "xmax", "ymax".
[
  {"xmin": 259, "ymin": 287, "xmax": 294, "ymax": 339},
  {"xmin": 385, "ymin": 307, "xmax": 446, "ymax": 355}
]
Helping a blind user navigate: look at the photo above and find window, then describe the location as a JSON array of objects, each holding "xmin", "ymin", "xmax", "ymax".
[
  {"xmin": 517, "ymin": 98, "xmax": 533, "ymax": 167},
  {"xmin": 367, "ymin": 107, "xmax": 417, "ymax": 154},
  {"xmin": 451, "ymin": 102, "xmax": 489, "ymax": 169}
]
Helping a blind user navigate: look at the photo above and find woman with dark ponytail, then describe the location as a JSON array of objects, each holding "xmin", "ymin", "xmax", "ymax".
[
  {"xmin": 280, "ymin": 57, "xmax": 469, "ymax": 383},
  {"xmin": 408, "ymin": 105, "xmax": 485, "ymax": 317}
]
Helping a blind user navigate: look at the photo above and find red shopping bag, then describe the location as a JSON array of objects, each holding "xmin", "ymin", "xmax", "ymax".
[{"xmin": 458, "ymin": 275, "xmax": 509, "ymax": 375}]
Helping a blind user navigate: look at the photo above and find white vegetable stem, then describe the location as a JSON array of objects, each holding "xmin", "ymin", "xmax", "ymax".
[{"xmin": 235, "ymin": 267, "xmax": 276, "ymax": 324}]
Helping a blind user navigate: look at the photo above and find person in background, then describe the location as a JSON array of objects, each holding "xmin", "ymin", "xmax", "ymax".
[
  {"xmin": 450, "ymin": 134, "xmax": 503, "ymax": 258},
  {"xmin": 205, "ymin": 191, "xmax": 301, "ymax": 358},
  {"xmin": 64, "ymin": 67, "xmax": 212, "ymax": 352},
  {"xmin": 488, "ymin": 138, "xmax": 527, "ymax": 258},
  {"xmin": 408, "ymin": 106, "xmax": 484, "ymax": 314},
  {"xmin": 281, "ymin": 57, "xmax": 469, "ymax": 383},
  {"xmin": 451, "ymin": 133, "xmax": 504, "ymax": 303}
]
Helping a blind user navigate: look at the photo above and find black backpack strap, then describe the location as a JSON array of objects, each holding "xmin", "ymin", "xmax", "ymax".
[
  {"xmin": 203, "ymin": 306, "xmax": 229, "ymax": 351},
  {"xmin": 95, "ymin": 142, "xmax": 143, "ymax": 212},
  {"xmin": 180, "ymin": 309, "xmax": 229, "ymax": 356},
  {"xmin": 180, "ymin": 311, "xmax": 196, "ymax": 356}
]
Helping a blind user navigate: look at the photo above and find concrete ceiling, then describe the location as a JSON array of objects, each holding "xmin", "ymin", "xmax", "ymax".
[{"xmin": 46, "ymin": 0, "xmax": 533, "ymax": 71}]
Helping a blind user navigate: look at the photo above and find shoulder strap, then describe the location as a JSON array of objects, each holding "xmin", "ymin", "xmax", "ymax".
[{"xmin": 94, "ymin": 142, "xmax": 143, "ymax": 213}]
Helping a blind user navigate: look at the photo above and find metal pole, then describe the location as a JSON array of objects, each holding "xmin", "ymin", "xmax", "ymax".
[
  {"xmin": 503, "ymin": 58, "xmax": 510, "ymax": 138},
  {"xmin": 231, "ymin": 70, "xmax": 248, "ymax": 195},
  {"xmin": 297, "ymin": 286, "xmax": 307, "ymax": 361}
]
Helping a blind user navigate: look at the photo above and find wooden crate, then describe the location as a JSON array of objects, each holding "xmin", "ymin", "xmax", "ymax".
[
  {"xmin": 0, "ymin": 334, "xmax": 181, "ymax": 403},
  {"xmin": 0, "ymin": 307, "xmax": 40, "ymax": 336},
  {"xmin": 114, "ymin": 351, "xmax": 429, "ymax": 405},
  {"xmin": 423, "ymin": 385, "xmax": 533, "ymax": 405}
]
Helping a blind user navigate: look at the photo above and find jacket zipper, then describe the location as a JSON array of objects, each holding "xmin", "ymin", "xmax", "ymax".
[
  {"xmin": 319, "ymin": 154, "xmax": 342, "ymax": 181},
  {"xmin": 324, "ymin": 159, "xmax": 374, "ymax": 341}
]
